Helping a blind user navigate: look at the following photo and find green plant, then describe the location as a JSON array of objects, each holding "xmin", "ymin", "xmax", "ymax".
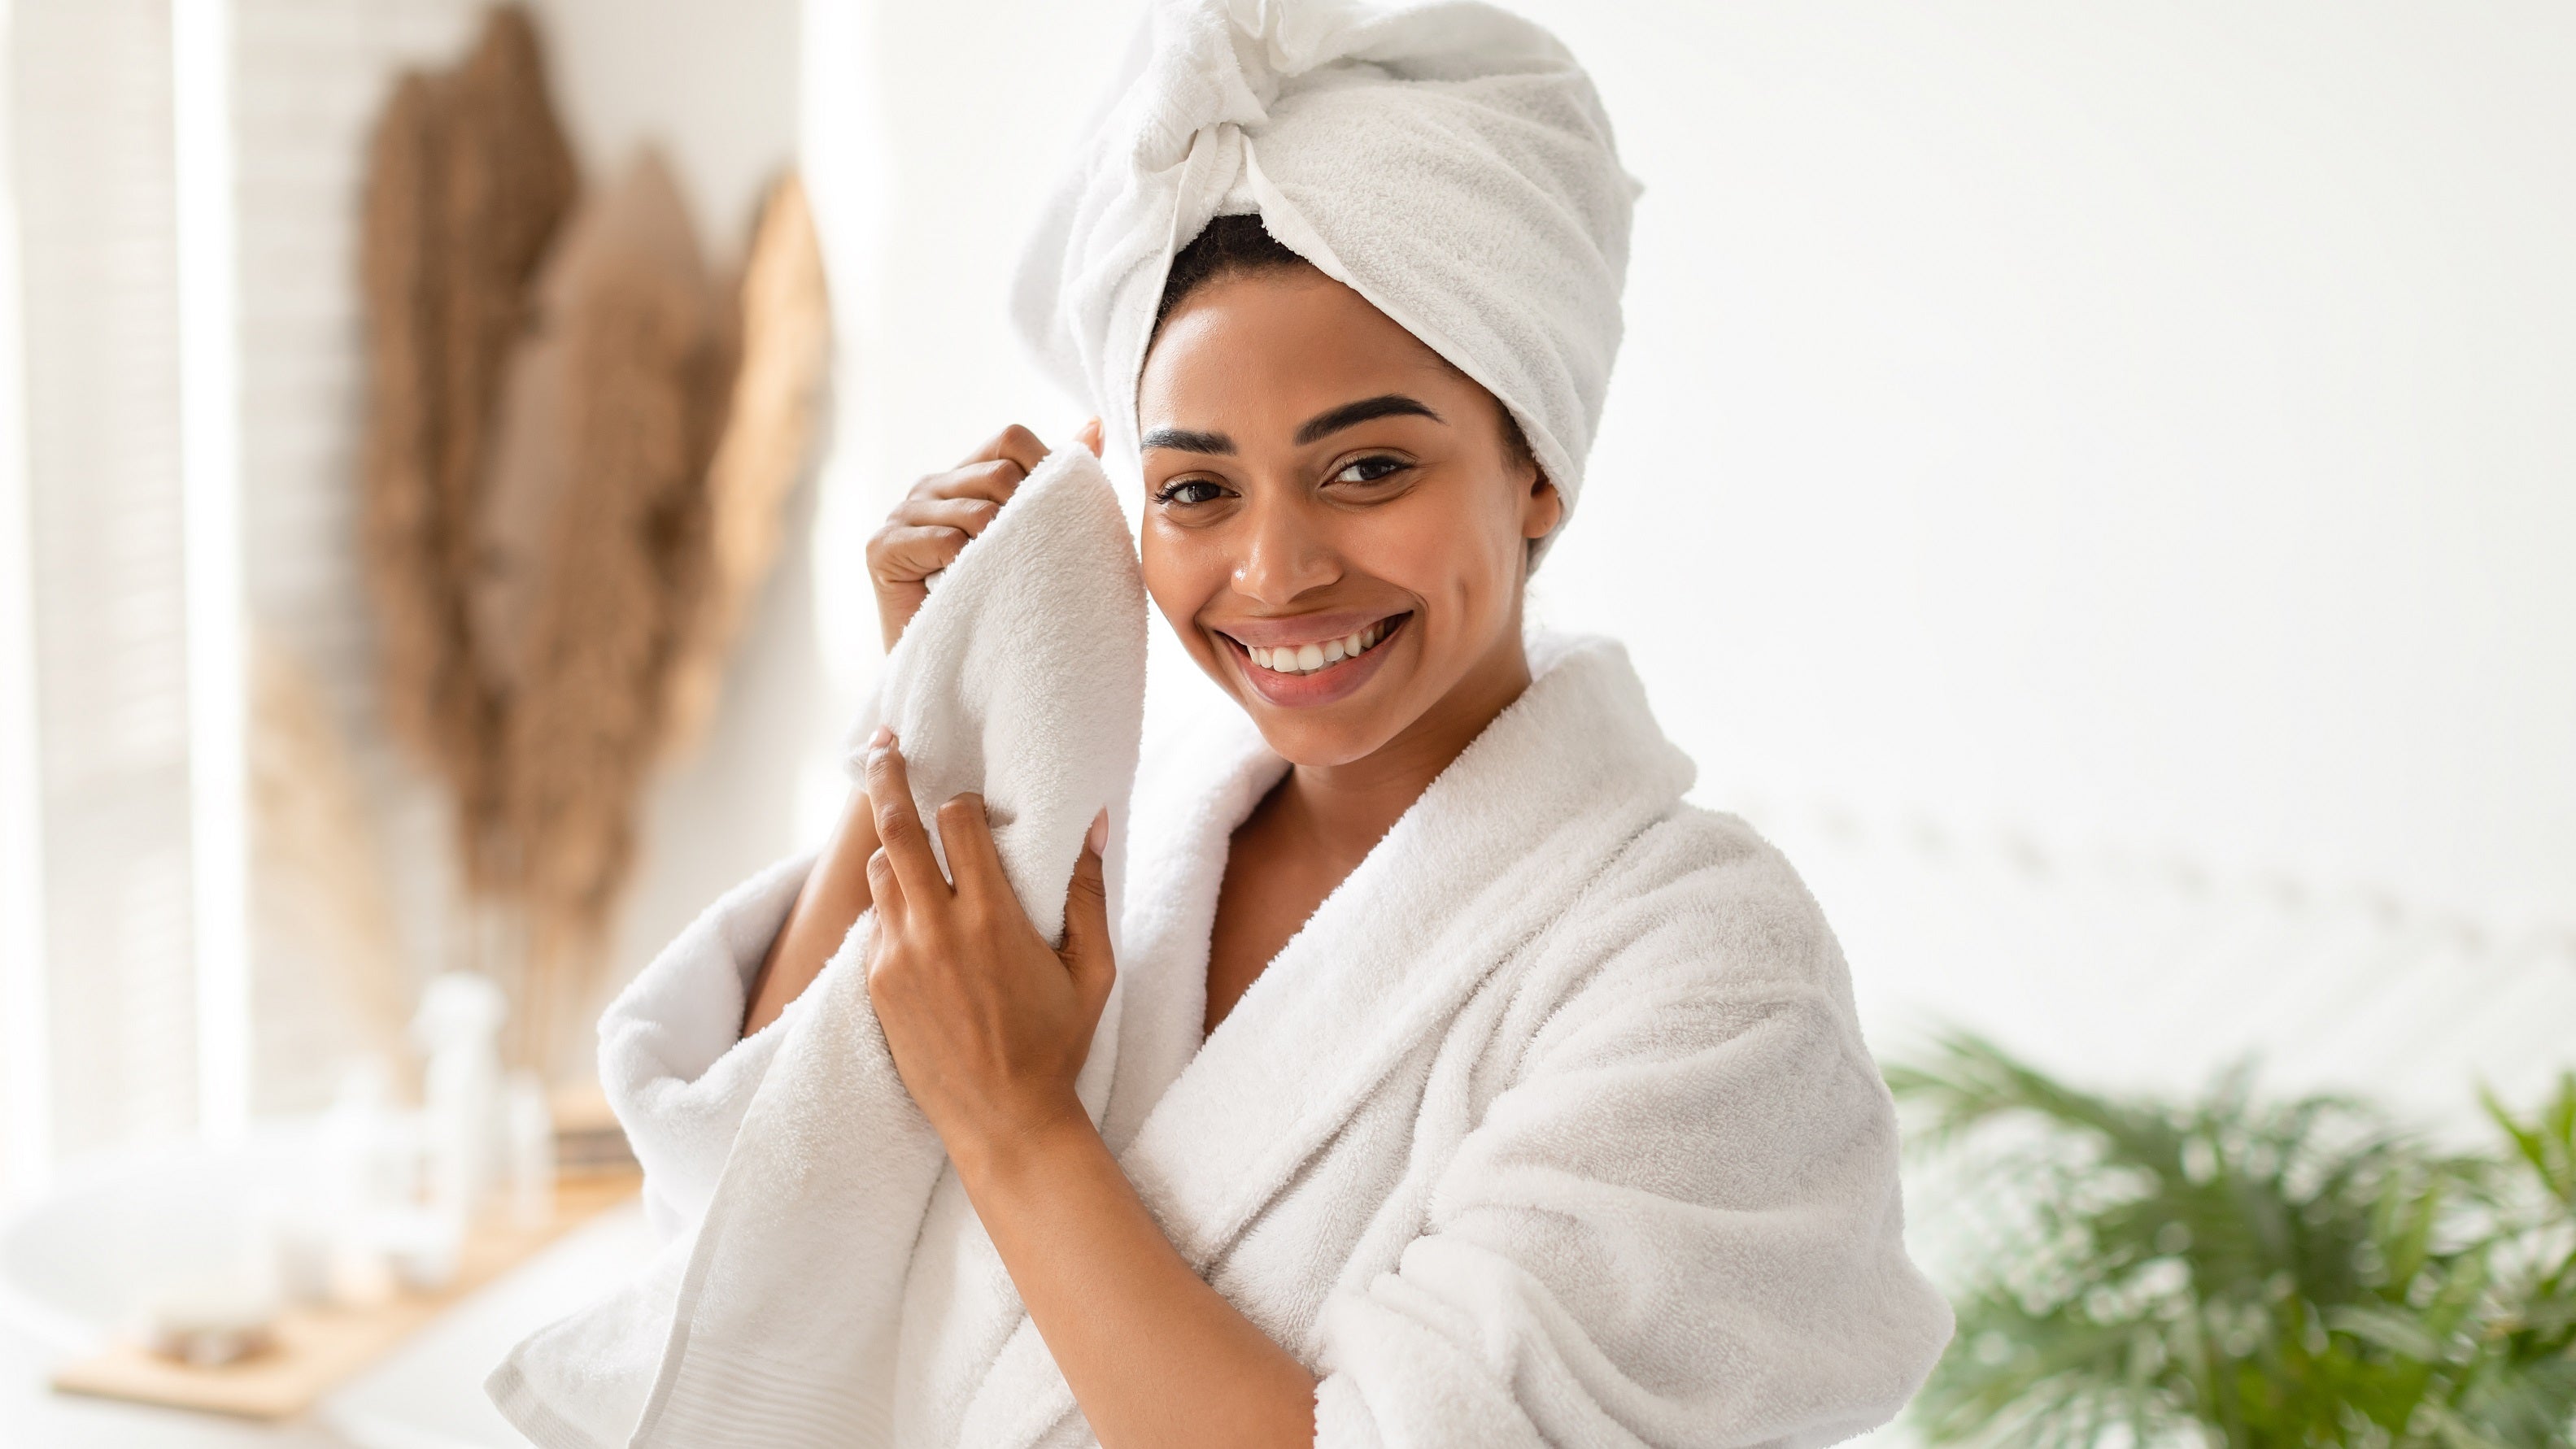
[{"xmin": 1888, "ymin": 1034, "xmax": 2576, "ymax": 1448}]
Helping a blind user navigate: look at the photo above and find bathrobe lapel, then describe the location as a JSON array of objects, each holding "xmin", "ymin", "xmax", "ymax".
[{"xmin": 965, "ymin": 634, "xmax": 1697, "ymax": 1446}]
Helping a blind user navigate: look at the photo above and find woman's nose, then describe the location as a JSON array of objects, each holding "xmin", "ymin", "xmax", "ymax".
[{"xmin": 1231, "ymin": 491, "xmax": 1338, "ymax": 607}]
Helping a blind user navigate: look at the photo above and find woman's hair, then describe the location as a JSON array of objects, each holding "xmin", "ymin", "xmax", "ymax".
[
  {"xmin": 1151, "ymin": 215, "xmax": 1538, "ymax": 476},
  {"xmin": 1152, "ymin": 214, "xmax": 1305, "ymax": 339}
]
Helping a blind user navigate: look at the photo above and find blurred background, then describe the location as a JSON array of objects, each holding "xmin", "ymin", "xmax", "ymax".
[{"xmin": 0, "ymin": 0, "xmax": 2569, "ymax": 1443}]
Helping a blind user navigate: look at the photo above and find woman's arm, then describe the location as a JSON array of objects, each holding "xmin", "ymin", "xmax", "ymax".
[
  {"xmin": 740, "ymin": 786, "xmax": 876, "ymax": 1036},
  {"xmin": 858, "ymin": 738, "xmax": 1317, "ymax": 1448},
  {"xmin": 957, "ymin": 1112, "xmax": 1319, "ymax": 1448}
]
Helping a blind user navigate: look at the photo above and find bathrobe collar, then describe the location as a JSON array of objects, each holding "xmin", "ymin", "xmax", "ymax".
[{"xmin": 972, "ymin": 631, "xmax": 1697, "ymax": 1443}]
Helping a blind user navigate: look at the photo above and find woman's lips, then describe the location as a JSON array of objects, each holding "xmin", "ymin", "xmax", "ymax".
[
  {"xmin": 1242, "ymin": 616, "xmax": 1390, "ymax": 675},
  {"xmin": 1218, "ymin": 612, "xmax": 1410, "ymax": 709}
]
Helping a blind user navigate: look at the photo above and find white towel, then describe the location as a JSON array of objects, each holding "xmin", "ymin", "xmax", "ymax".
[
  {"xmin": 1013, "ymin": 0, "xmax": 1637, "ymax": 561},
  {"xmin": 487, "ymin": 445, "xmax": 1148, "ymax": 1447}
]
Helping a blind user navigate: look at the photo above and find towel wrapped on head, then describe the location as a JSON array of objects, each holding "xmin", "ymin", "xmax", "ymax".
[{"xmin": 1013, "ymin": 0, "xmax": 1638, "ymax": 561}]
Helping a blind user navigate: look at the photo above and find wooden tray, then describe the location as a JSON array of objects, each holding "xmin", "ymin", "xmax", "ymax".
[{"xmin": 50, "ymin": 1171, "xmax": 639, "ymax": 1421}]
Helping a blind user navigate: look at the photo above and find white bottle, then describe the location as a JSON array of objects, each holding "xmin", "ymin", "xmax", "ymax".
[
  {"xmin": 504, "ymin": 1068, "xmax": 556, "ymax": 1229},
  {"xmin": 277, "ymin": 1059, "xmax": 393, "ymax": 1303},
  {"xmin": 413, "ymin": 972, "xmax": 508, "ymax": 1228}
]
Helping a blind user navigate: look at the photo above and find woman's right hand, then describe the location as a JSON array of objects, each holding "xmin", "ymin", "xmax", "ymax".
[{"xmin": 868, "ymin": 425, "xmax": 1049, "ymax": 651}]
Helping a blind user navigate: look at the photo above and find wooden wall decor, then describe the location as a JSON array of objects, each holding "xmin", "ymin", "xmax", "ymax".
[
  {"xmin": 357, "ymin": 5, "xmax": 830, "ymax": 1075},
  {"xmin": 360, "ymin": 4, "xmax": 578, "ymax": 904},
  {"xmin": 474, "ymin": 150, "xmax": 734, "ymax": 1066}
]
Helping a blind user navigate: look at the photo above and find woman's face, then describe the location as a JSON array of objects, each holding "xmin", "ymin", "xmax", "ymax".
[{"xmin": 1136, "ymin": 266, "xmax": 1560, "ymax": 768}]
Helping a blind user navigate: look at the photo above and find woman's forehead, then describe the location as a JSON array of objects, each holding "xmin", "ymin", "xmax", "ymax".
[{"xmin": 1139, "ymin": 272, "xmax": 1474, "ymax": 429}]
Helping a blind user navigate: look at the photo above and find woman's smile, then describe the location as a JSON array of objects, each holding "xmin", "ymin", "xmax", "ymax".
[{"xmin": 1214, "ymin": 611, "xmax": 1410, "ymax": 707}]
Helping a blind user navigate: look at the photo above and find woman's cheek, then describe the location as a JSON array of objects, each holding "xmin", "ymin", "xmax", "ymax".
[
  {"xmin": 1137, "ymin": 528, "xmax": 1186, "ymax": 624},
  {"xmin": 1140, "ymin": 527, "xmax": 1224, "ymax": 668}
]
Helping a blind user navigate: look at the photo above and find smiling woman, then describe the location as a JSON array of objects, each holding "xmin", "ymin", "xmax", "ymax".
[{"xmin": 495, "ymin": 2, "xmax": 1952, "ymax": 1446}]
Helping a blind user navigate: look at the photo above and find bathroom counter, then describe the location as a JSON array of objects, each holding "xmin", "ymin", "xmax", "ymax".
[{"xmin": 0, "ymin": 1197, "xmax": 656, "ymax": 1447}]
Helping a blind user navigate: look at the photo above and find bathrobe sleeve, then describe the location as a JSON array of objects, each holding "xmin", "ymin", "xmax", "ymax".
[
  {"xmin": 1310, "ymin": 833, "xmax": 1954, "ymax": 1449},
  {"xmin": 595, "ymin": 853, "xmax": 817, "ymax": 1239}
]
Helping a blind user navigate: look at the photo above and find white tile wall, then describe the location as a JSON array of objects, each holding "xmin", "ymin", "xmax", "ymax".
[{"xmin": 11, "ymin": 0, "xmax": 199, "ymax": 1168}]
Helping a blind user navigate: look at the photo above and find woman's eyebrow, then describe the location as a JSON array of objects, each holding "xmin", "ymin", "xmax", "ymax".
[
  {"xmin": 1140, "ymin": 426, "xmax": 1234, "ymax": 455},
  {"xmin": 1294, "ymin": 394, "xmax": 1443, "ymax": 445}
]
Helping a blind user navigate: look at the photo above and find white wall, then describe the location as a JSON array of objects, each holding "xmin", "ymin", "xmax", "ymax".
[
  {"xmin": 529, "ymin": 0, "xmax": 801, "ymax": 245},
  {"xmin": 799, "ymin": 0, "xmax": 1136, "ymax": 695},
  {"xmin": 1512, "ymin": 0, "xmax": 2576, "ymax": 926},
  {"xmin": 802, "ymin": 0, "xmax": 2576, "ymax": 1114}
]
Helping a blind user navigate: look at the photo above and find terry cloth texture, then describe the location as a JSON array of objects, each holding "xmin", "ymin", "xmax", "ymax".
[
  {"xmin": 486, "ymin": 444, "xmax": 1147, "ymax": 1447},
  {"xmin": 490, "ymin": 628, "xmax": 1955, "ymax": 1447},
  {"xmin": 1013, "ymin": 0, "xmax": 1637, "ymax": 563}
]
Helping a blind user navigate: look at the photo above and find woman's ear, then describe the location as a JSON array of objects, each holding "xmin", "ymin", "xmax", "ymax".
[{"xmin": 1521, "ymin": 476, "xmax": 1564, "ymax": 541}]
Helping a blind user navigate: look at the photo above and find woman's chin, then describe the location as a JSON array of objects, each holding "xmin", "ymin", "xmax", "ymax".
[{"xmin": 1250, "ymin": 716, "xmax": 1410, "ymax": 771}]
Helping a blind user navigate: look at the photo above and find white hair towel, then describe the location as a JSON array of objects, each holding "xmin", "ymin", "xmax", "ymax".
[
  {"xmin": 486, "ymin": 446, "xmax": 1147, "ymax": 1447},
  {"xmin": 1013, "ymin": 0, "xmax": 1637, "ymax": 558}
]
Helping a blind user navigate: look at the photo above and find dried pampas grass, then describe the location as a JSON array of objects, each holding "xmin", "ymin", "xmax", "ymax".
[
  {"xmin": 360, "ymin": 2, "xmax": 577, "ymax": 896},
  {"xmin": 477, "ymin": 150, "xmax": 735, "ymax": 1068},
  {"xmin": 662, "ymin": 174, "xmax": 830, "ymax": 759},
  {"xmin": 357, "ymin": 7, "xmax": 831, "ymax": 1077},
  {"xmin": 248, "ymin": 632, "xmax": 415, "ymax": 1093}
]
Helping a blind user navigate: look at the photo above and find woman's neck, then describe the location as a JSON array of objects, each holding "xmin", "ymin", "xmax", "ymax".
[{"xmin": 1271, "ymin": 619, "xmax": 1534, "ymax": 859}]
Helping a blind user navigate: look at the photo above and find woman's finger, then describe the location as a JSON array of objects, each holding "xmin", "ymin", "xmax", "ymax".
[
  {"xmin": 1074, "ymin": 417, "xmax": 1104, "ymax": 458},
  {"xmin": 864, "ymin": 848, "xmax": 904, "ymax": 926},
  {"xmin": 889, "ymin": 495, "xmax": 1001, "ymax": 538},
  {"xmin": 909, "ymin": 456, "xmax": 1025, "ymax": 510},
  {"xmin": 863, "ymin": 735, "xmax": 951, "ymax": 906},
  {"xmin": 965, "ymin": 424, "xmax": 1048, "ymax": 476},
  {"xmin": 870, "ymin": 524, "xmax": 970, "ymax": 585},
  {"xmin": 1059, "ymin": 815, "xmax": 1116, "ymax": 1021},
  {"xmin": 933, "ymin": 794, "xmax": 1010, "ymax": 909}
]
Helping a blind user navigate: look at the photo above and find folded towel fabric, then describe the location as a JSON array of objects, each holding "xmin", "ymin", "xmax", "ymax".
[
  {"xmin": 1013, "ymin": 0, "xmax": 1637, "ymax": 562},
  {"xmin": 487, "ymin": 444, "xmax": 1147, "ymax": 1447}
]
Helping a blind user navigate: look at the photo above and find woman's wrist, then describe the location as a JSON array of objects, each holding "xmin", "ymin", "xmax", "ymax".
[
  {"xmin": 944, "ymin": 1092, "xmax": 1099, "ymax": 1199},
  {"xmin": 941, "ymin": 1080, "xmax": 1319, "ymax": 1449}
]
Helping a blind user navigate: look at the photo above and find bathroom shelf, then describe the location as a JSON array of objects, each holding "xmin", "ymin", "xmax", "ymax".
[{"xmin": 47, "ymin": 1170, "xmax": 639, "ymax": 1421}]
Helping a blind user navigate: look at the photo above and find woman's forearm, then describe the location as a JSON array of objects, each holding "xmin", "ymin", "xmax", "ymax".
[
  {"xmin": 954, "ymin": 1113, "xmax": 1318, "ymax": 1449},
  {"xmin": 742, "ymin": 787, "xmax": 878, "ymax": 1036}
]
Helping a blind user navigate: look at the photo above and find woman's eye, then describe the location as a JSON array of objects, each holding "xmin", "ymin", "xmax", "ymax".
[
  {"xmin": 1155, "ymin": 479, "xmax": 1225, "ymax": 506},
  {"xmin": 1331, "ymin": 455, "xmax": 1408, "ymax": 486}
]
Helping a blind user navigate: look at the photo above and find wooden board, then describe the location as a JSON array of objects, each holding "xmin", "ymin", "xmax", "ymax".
[{"xmin": 49, "ymin": 1171, "xmax": 639, "ymax": 1421}]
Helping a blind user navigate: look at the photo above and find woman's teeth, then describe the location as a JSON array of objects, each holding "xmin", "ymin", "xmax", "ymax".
[{"xmin": 1246, "ymin": 620, "xmax": 1389, "ymax": 675}]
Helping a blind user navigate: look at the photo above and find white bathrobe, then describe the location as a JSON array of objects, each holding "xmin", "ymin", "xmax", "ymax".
[{"xmin": 518, "ymin": 631, "xmax": 1951, "ymax": 1447}]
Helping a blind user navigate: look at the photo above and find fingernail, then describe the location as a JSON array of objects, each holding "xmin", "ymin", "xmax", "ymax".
[
  {"xmin": 868, "ymin": 725, "xmax": 892, "ymax": 748},
  {"xmin": 1086, "ymin": 810, "xmax": 1108, "ymax": 854}
]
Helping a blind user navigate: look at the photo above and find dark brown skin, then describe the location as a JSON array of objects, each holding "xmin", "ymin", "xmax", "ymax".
[{"xmin": 739, "ymin": 263, "xmax": 1559, "ymax": 1447}]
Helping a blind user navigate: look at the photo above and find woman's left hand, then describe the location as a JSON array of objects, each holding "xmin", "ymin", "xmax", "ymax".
[{"xmin": 859, "ymin": 730, "xmax": 1116, "ymax": 1166}]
